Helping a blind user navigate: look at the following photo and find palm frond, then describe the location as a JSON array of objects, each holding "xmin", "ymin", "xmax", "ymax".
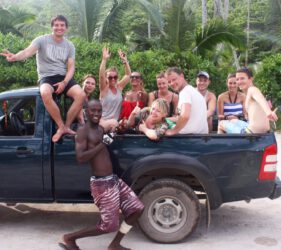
[
  {"xmin": 133, "ymin": 0, "xmax": 165, "ymax": 34},
  {"xmin": 193, "ymin": 19, "xmax": 245, "ymax": 56},
  {"xmin": 162, "ymin": 0, "xmax": 195, "ymax": 52},
  {"xmin": 94, "ymin": 0, "xmax": 125, "ymax": 42}
]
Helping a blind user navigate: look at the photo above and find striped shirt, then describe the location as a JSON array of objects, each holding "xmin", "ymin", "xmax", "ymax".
[{"xmin": 223, "ymin": 103, "xmax": 243, "ymax": 116}]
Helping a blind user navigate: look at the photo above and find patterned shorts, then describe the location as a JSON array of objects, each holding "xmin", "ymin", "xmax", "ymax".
[
  {"xmin": 221, "ymin": 119, "xmax": 250, "ymax": 134},
  {"xmin": 90, "ymin": 175, "xmax": 144, "ymax": 233}
]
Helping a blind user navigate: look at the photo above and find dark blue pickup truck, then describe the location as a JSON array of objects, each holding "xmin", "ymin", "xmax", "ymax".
[{"xmin": 0, "ymin": 87, "xmax": 280, "ymax": 243}]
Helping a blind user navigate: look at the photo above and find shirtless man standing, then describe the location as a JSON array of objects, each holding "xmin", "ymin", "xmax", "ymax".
[
  {"xmin": 219, "ymin": 67, "xmax": 277, "ymax": 133},
  {"xmin": 59, "ymin": 100, "xmax": 144, "ymax": 250}
]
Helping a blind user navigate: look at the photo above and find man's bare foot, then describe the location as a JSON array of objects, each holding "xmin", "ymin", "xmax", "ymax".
[
  {"xmin": 52, "ymin": 128, "xmax": 66, "ymax": 142},
  {"xmin": 58, "ymin": 235, "xmax": 80, "ymax": 250},
  {"xmin": 108, "ymin": 244, "xmax": 131, "ymax": 250},
  {"xmin": 65, "ymin": 127, "xmax": 77, "ymax": 135}
]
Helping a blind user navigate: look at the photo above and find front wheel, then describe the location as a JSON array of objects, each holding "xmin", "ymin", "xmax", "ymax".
[{"xmin": 138, "ymin": 178, "xmax": 200, "ymax": 243}]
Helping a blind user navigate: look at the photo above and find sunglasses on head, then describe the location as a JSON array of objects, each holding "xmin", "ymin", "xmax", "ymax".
[
  {"xmin": 107, "ymin": 76, "xmax": 118, "ymax": 80},
  {"xmin": 131, "ymin": 75, "xmax": 141, "ymax": 80}
]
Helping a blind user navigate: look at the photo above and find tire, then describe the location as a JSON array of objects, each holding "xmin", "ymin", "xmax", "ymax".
[{"xmin": 138, "ymin": 178, "xmax": 200, "ymax": 243}]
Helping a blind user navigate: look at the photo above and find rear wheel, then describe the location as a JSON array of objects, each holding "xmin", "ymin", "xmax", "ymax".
[{"xmin": 138, "ymin": 178, "xmax": 200, "ymax": 243}]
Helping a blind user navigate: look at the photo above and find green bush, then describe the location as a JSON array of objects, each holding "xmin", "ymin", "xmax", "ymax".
[
  {"xmin": 255, "ymin": 53, "xmax": 281, "ymax": 108},
  {"xmin": 0, "ymin": 32, "xmax": 240, "ymax": 98}
]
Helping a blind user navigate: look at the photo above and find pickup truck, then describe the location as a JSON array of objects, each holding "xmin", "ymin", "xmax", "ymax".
[{"xmin": 0, "ymin": 87, "xmax": 280, "ymax": 243}]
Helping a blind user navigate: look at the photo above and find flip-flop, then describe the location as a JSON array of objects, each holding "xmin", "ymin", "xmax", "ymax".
[{"xmin": 58, "ymin": 242, "xmax": 80, "ymax": 250}]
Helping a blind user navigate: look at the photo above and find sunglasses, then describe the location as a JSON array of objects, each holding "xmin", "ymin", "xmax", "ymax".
[
  {"xmin": 107, "ymin": 76, "xmax": 118, "ymax": 80},
  {"xmin": 131, "ymin": 75, "xmax": 141, "ymax": 80}
]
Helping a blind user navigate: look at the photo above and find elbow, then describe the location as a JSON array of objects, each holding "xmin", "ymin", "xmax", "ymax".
[{"xmin": 148, "ymin": 134, "xmax": 158, "ymax": 140}]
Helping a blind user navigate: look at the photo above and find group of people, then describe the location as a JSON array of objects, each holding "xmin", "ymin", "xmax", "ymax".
[
  {"xmin": 197, "ymin": 69, "xmax": 278, "ymax": 135},
  {"xmin": 1, "ymin": 14, "xmax": 278, "ymax": 250}
]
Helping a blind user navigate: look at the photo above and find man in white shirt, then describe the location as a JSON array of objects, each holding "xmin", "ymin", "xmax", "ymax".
[{"xmin": 165, "ymin": 67, "xmax": 208, "ymax": 135}]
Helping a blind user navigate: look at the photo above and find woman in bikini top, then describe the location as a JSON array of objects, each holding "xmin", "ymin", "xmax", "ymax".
[{"xmin": 217, "ymin": 73, "xmax": 246, "ymax": 121}]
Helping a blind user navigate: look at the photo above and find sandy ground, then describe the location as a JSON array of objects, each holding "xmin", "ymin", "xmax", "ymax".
[{"xmin": 0, "ymin": 134, "xmax": 281, "ymax": 250}]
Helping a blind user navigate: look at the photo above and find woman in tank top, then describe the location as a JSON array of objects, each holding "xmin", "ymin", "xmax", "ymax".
[
  {"xmin": 217, "ymin": 73, "xmax": 246, "ymax": 121},
  {"xmin": 99, "ymin": 47, "xmax": 131, "ymax": 131},
  {"xmin": 217, "ymin": 74, "xmax": 247, "ymax": 134},
  {"xmin": 148, "ymin": 72, "xmax": 178, "ymax": 117}
]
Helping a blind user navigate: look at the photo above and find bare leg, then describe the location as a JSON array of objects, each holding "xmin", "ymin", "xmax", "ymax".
[
  {"xmin": 108, "ymin": 210, "xmax": 143, "ymax": 250},
  {"xmin": 65, "ymin": 85, "xmax": 86, "ymax": 132},
  {"xmin": 40, "ymin": 84, "xmax": 67, "ymax": 142}
]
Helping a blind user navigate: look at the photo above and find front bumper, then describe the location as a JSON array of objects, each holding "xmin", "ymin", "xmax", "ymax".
[{"xmin": 269, "ymin": 177, "xmax": 281, "ymax": 199}]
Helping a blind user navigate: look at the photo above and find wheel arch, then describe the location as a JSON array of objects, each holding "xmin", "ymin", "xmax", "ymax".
[{"xmin": 121, "ymin": 153, "xmax": 223, "ymax": 209}]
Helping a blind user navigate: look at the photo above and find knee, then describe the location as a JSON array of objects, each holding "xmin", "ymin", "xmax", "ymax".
[
  {"xmin": 74, "ymin": 90, "xmax": 86, "ymax": 104},
  {"xmin": 133, "ymin": 205, "xmax": 144, "ymax": 219},
  {"xmin": 40, "ymin": 90, "xmax": 52, "ymax": 103},
  {"xmin": 99, "ymin": 220, "xmax": 119, "ymax": 233}
]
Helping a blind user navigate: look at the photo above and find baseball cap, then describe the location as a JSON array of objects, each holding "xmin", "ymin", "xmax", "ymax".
[{"xmin": 197, "ymin": 71, "xmax": 209, "ymax": 79}]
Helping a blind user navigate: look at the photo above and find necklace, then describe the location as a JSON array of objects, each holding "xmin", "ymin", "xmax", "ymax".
[{"xmin": 228, "ymin": 92, "xmax": 238, "ymax": 103}]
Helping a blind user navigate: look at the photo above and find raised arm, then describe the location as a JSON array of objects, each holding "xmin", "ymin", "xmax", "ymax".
[
  {"xmin": 0, "ymin": 44, "xmax": 38, "ymax": 62},
  {"xmin": 99, "ymin": 47, "xmax": 110, "ymax": 98},
  {"xmin": 117, "ymin": 49, "xmax": 131, "ymax": 90}
]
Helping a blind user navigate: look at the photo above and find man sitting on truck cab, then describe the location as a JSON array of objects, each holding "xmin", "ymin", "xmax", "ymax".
[
  {"xmin": 0, "ymin": 15, "xmax": 85, "ymax": 142},
  {"xmin": 165, "ymin": 67, "xmax": 208, "ymax": 135},
  {"xmin": 218, "ymin": 67, "xmax": 278, "ymax": 133}
]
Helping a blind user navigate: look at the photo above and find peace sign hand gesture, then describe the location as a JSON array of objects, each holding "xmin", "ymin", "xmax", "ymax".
[{"xmin": 0, "ymin": 49, "xmax": 17, "ymax": 62}]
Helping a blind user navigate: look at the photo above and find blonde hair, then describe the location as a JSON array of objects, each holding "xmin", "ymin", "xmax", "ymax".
[
  {"xmin": 106, "ymin": 67, "xmax": 118, "ymax": 76},
  {"xmin": 151, "ymin": 98, "xmax": 169, "ymax": 116}
]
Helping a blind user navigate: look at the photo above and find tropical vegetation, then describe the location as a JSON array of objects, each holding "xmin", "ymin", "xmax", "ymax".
[{"xmin": 0, "ymin": 0, "xmax": 281, "ymax": 107}]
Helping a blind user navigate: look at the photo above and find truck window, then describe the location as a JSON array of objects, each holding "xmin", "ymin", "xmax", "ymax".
[{"xmin": 0, "ymin": 97, "xmax": 36, "ymax": 136}]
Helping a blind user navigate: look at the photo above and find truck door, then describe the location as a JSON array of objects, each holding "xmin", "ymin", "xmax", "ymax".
[
  {"xmin": 54, "ymin": 135, "xmax": 92, "ymax": 202},
  {"xmin": 0, "ymin": 95, "xmax": 47, "ymax": 201}
]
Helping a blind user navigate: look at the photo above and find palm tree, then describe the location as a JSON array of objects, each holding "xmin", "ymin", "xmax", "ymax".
[
  {"xmin": 52, "ymin": 0, "xmax": 164, "ymax": 42},
  {"xmin": 193, "ymin": 19, "xmax": 245, "ymax": 57},
  {"xmin": 202, "ymin": 0, "xmax": 207, "ymax": 31},
  {"xmin": 0, "ymin": 6, "xmax": 36, "ymax": 36}
]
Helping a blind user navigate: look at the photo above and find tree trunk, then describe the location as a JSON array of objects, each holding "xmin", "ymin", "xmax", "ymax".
[
  {"xmin": 223, "ymin": 0, "xmax": 229, "ymax": 21},
  {"xmin": 214, "ymin": 0, "xmax": 223, "ymax": 18},
  {"xmin": 202, "ymin": 0, "xmax": 207, "ymax": 32},
  {"xmin": 148, "ymin": 17, "xmax": 151, "ymax": 39},
  {"xmin": 245, "ymin": 0, "xmax": 251, "ymax": 66}
]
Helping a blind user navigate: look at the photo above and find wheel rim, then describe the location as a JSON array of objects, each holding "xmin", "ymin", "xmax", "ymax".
[{"xmin": 147, "ymin": 195, "xmax": 187, "ymax": 233}]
